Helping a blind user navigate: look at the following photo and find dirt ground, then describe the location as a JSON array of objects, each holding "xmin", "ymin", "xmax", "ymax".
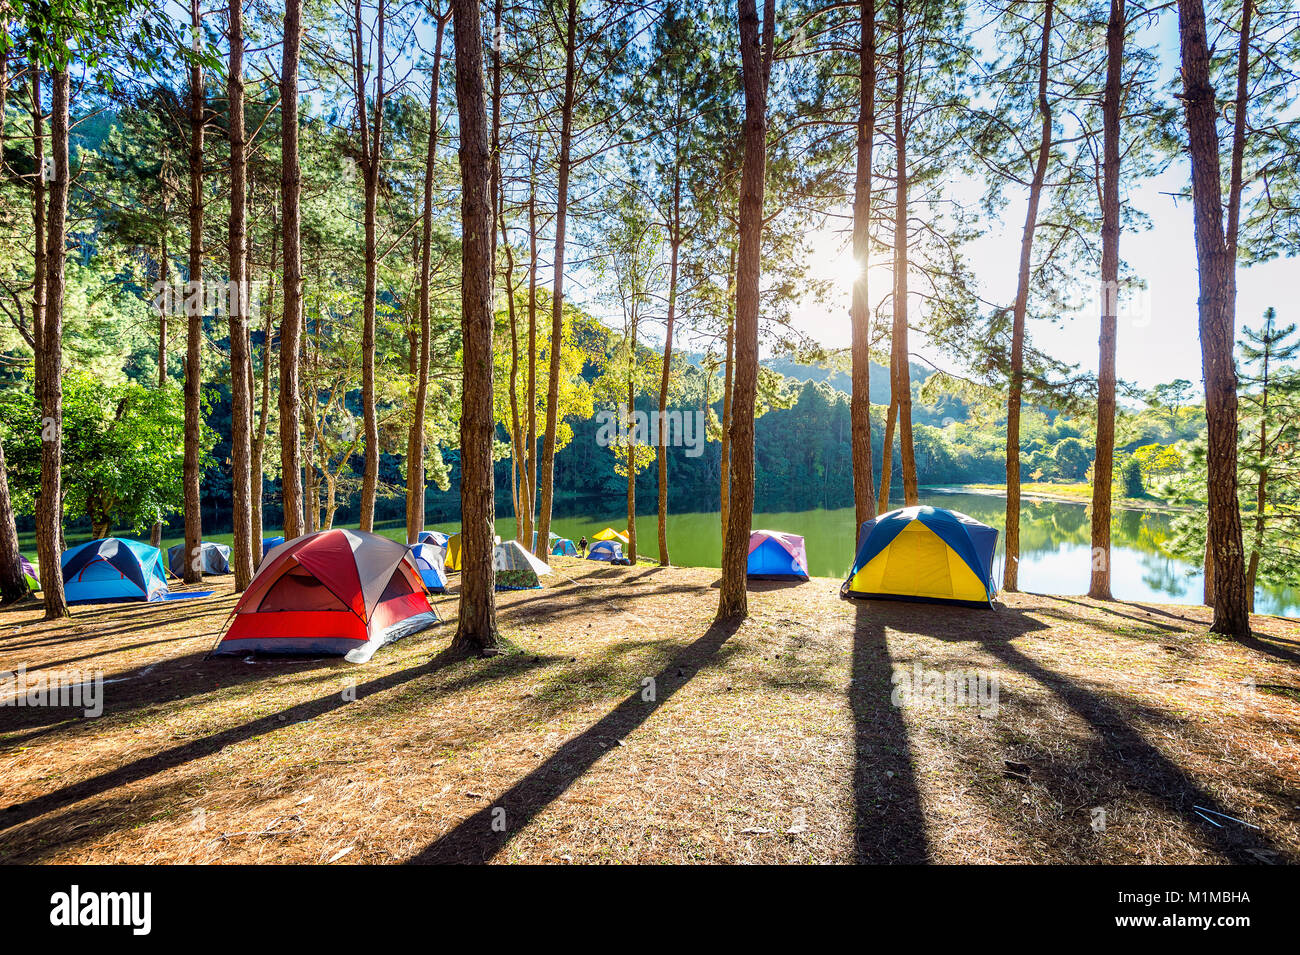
[{"xmin": 1, "ymin": 556, "xmax": 1297, "ymax": 864}]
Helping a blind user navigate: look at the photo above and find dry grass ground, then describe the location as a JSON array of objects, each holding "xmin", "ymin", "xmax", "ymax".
[{"xmin": 1, "ymin": 557, "xmax": 1297, "ymax": 864}]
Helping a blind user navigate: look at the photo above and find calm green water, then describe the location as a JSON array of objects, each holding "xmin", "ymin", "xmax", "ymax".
[
  {"xmin": 496, "ymin": 489, "xmax": 1298, "ymax": 618},
  {"xmin": 45, "ymin": 488, "xmax": 1297, "ymax": 617}
]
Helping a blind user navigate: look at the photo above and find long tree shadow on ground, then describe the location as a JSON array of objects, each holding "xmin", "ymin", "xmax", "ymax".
[
  {"xmin": 0, "ymin": 649, "xmax": 553, "ymax": 844},
  {"xmin": 406, "ymin": 616, "xmax": 742, "ymax": 864},
  {"xmin": 1051, "ymin": 595, "xmax": 1300, "ymax": 666},
  {"xmin": 980, "ymin": 637, "xmax": 1293, "ymax": 863},
  {"xmin": 847, "ymin": 600, "xmax": 1050, "ymax": 863},
  {"xmin": 872, "ymin": 598, "xmax": 1292, "ymax": 864}
]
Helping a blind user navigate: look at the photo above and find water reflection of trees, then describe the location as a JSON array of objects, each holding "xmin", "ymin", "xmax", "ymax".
[{"xmin": 1137, "ymin": 551, "xmax": 1195, "ymax": 599}]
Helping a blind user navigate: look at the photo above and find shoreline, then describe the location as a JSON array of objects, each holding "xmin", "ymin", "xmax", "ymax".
[{"xmin": 936, "ymin": 483, "xmax": 1195, "ymax": 514}]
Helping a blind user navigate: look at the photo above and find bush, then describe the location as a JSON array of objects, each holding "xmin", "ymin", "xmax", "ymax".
[{"xmin": 1118, "ymin": 454, "xmax": 1144, "ymax": 497}]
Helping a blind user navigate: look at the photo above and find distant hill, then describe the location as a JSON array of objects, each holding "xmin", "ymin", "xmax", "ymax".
[
  {"xmin": 765, "ymin": 356, "xmax": 969, "ymax": 426},
  {"xmin": 679, "ymin": 351, "xmax": 968, "ymax": 426},
  {"xmin": 765, "ymin": 356, "xmax": 935, "ymax": 407}
]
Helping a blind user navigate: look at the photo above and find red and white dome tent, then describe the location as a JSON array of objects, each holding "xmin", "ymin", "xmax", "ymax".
[{"xmin": 212, "ymin": 529, "xmax": 440, "ymax": 663}]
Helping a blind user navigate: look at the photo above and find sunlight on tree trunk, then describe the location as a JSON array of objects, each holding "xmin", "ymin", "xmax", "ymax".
[
  {"xmin": 1003, "ymin": 0, "xmax": 1054, "ymax": 593},
  {"xmin": 37, "ymin": 66, "xmax": 69, "ymax": 618},
  {"xmin": 1177, "ymin": 0, "xmax": 1250, "ymax": 638},
  {"xmin": 279, "ymin": 0, "xmax": 305, "ymax": 540},
  {"xmin": 1089, "ymin": 0, "xmax": 1123, "ymax": 602},
  {"xmin": 227, "ymin": 0, "xmax": 255, "ymax": 591},
  {"xmin": 449, "ymin": 0, "xmax": 499, "ymax": 655},
  {"xmin": 718, "ymin": 0, "xmax": 774, "ymax": 621},
  {"xmin": 850, "ymin": 0, "xmax": 877, "ymax": 532}
]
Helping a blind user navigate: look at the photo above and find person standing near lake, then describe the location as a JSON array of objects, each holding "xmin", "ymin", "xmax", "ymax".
[{"xmin": 578, "ymin": 536, "xmax": 587, "ymax": 557}]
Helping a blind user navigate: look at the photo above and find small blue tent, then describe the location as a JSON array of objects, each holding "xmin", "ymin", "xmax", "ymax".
[
  {"xmin": 844, "ymin": 506, "xmax": 998, "ymax": 608},
  {"xmin": 587, "ymin": 540, "xmax": 622, "ymax": 562},
  {"xmin": 747, "ymin": 530, "xmax": 809, "ymax": 580},
  {"xmin": 409, "ymin": 541, "xmax": 448, "ymax": 593},
  {"xmin": 418, "ymin": 530, "xmax": 449, "ymax": 546},
  {"xmin": 551, "ymin": 537, "xmax": 577, "ymax": 557},
  {"xmin": 262, "ymin": 536, "xmax": 286, "ymax": 557},
  {"xmin": 61, "ymin": 538, "xmax": 169, "ymax": 605}
]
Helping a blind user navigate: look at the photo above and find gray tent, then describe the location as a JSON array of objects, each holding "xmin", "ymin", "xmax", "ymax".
[{"xmin": 167, "ymin": 541, "xmax": 232, "ymax": 577}]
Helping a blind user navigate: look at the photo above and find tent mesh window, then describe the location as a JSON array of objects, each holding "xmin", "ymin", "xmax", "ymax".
[
  {"xmin": 258, "ymin": 564, "xmax": 349, "ymax": 612},
  {"xmin": 379, "ymin": 568, "xmax": 417, "ymax": 602}
]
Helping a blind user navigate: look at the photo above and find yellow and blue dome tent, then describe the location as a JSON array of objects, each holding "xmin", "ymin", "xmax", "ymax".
[{"xmin": 842, "ymin": 506, "xmax": 998, "ymax": 608}]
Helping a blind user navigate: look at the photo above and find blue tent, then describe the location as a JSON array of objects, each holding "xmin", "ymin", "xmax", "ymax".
[
  {"xmin": 844, "ymin": 506, "xmax": 998, "ymax": 608},
  {"xmin": 551, "ymin": 537, "xmax": 578, "ymax": 557},
  {"xmin": 747, "ymin": 530, "xmax": 809, "ymax": 580},
  {"xmin": 61, "ymin": 538, "xmax": 169, "ymax": 605},
  {"xmin": 587, "ymin": 540, "xmax": 622, "ymax": 562},
  {"xmin": 409, "ymin": 541, "xmax": 448, "ymax": 593},
  {"xmin": 262, "ymin": 536, "xmax": 286, "ymax": 557},
  {"xmin": 418, "ymin": 530, "xmax": 449, "ymax": 546}
]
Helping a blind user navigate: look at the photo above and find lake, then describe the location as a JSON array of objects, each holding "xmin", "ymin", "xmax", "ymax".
[
  {"xmin": 492, "ymin": 489, "xmax": 1299, "ymax": 618},
  {"xmin": 58, "ymin": 487, "xmax": 1297, "ymax": 618}
]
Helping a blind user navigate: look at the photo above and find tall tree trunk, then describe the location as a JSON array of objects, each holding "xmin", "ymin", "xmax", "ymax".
[
  {"xmin": 157, "ymin": 233, "xmax": 169, "ymax": 389},
  {"xmin": 0, "ymin": 441, "xmax": 29, "ymax": 603},
  {"xmin": 891, "ymin": 0, "xmax": 917, "ymax": 509},
  {"xmin": 1089, "ymin": 0, "xmax": 1123, "ymax": 601},
  {"xmin": 850, "ymin": 0, "xmax": 877, "ymax": 533},
  {"xmin": 31, "ymin": 73, "xmax": 45, "ymax": 359},
  {"xmin": 151, "ymin": 232, "xmax": 169, "ymax": 550},
  {"xmin": 252, "ymin": 273, "xmax": 274, "ymax": 563},
  {"xmin": 719, "ymin": 286, "xmax": 734, "ymax": 544},
  {"xmin": 1176, "ymin": 0, "xmax": 1250, "ymax": 638},
  {"xmin": 523, "ymin": 184, "xmax": 538, "ymax": 555},
  {"xmin": 627, "ymin": 324, "xmax": 638, "ymax": 563},
  {"xmin": 358, "ymin": 0, "xmax": 386, "ymax": 532},
  {"xmin": 535, "ymin": 0, "xmax": 577, "ymax": 559},
  {"xmin": 227, "ymin": 0, "xmax": 254, "ymax": 590},
  {"xmin": 279, "ymin": 0, "xmax": 305, "ymax": 540},
  {"xmin": 449, "ymin": 0, "xmax": 500, "ymax": 655},
  {"xmin": 182, "ymin": 0, "xmax": 205, "ymax": 584},
  {"xmin": 502, "ymin": 211, "xmax": 526, "ymax": 543},
  {"xmin": 877, "ymin": 395, "xmax": 897, "ymax": 512},
  {"xmin": 407, "ymin": 8, "xmax": 445, "ymax": 545},
  {"xmin": 36, "ymin": 67, "xmax": 69, "ymax": 618},
  {"xmin": 718, "ymin": 0, "xmax": 774, "ymax": 620},
  {"xmin": 1002, "ymin": 0, "xmax": 1054, "ymax": 593},
  {"xmin": 656, "ymin": 170, "xmax": 680, "ymax": 566}
]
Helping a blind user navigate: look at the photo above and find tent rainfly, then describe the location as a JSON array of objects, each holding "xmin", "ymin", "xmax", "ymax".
[
  {"xmin": 586, "ymin": 540, "xmax": 622, "ymax": 562},
  {"xmin": 61, "ymin": 538, "xmax": 169, "ymax": 605},
  {"xmin": 410, "ymin": 541, "xmax": 448, "ymax": 593},
  {"xmin": 213, "ymin": 529, "xmax": 440, "ymax": 663},
  {"xmin": 747, "ymin": 530, "xmax": 809, "ymax": 580},
  {"xmin": 167, "ymin": 541, "xmax": 232, "ymax": 577},
  {"xmin": 591, "ymin": 527, "xmax": 629, "ymax": 544},
  {"xmin": 493, "ymin": 540, "xmax": 550, "ymax": 590},
  {"xmin": 843, "ymin": 506, "xmax": 998, "ymax": 608}
]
